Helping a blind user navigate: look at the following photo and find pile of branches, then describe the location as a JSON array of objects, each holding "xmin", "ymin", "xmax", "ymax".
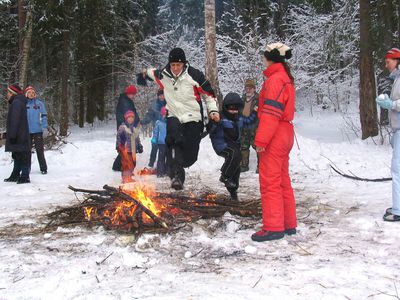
[{"xmin": 45, "ymin": 185, "xmax": 261, "ymax": 235}]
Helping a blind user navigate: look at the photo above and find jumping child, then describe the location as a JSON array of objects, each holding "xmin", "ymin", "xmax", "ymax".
[
  {"xmin": 116, "ymin": 110, "xmax": 143, "ymax": 183},
  {"xmin": 208, "ymin": 92, "xmax": 243, "ymax": 201}
]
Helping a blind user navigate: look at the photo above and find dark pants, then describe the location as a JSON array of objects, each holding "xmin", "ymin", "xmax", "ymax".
[
  {"xmin": 157, "ymin": 144, "xmax": 167, "ymax": 177},
  {"xmin": 11, "ymin": 151, "xmax": 31, "ymax": 179},
  {"xmin": 31, "ymin": 133, "xmax": 47, "ymax": 172},
  {"xmin": 220, "ymin": 144, "xmax": 241, "ymax": 191},
  {"xmin": 166, "ymin": 117, "xmax": 203, "ymax": 184},
  {"xmin": 112, "ymin": 153, "xmax": 121, "ymax": 171},
  {"xmin": 149, "ymin": 143, "xmax": 159, "ymax": 167}
]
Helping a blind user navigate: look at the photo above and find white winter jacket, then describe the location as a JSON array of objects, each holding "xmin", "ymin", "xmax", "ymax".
[
  {"xmin": 146, "ymin": 64, "xmax": 218, "ymax": 124},
  {"xmin": 389, "ymin": 67, "xmax": 400, "ymax": 130}
]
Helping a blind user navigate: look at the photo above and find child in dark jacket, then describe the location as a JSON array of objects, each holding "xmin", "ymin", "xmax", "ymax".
[
  {"xmin": 152, "ymin": 106, "xmax": 167, "ymax": 177},
  {"xmin": 117, "ymin": 110, "xmax": 143, "ymax": 183},
  {"xmin": 208, "ymin": 93, "xmax": 244, "ymax": 200}
]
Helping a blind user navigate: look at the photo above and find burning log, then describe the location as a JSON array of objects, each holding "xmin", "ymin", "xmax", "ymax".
[{"xmin": 44, "ymin": 184, "xmax": 261, "ymax": 236}]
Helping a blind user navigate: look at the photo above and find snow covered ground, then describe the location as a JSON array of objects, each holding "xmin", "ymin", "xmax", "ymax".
[{"xmin": 1, "ymin": 111, "xmax": 399, "ymax": 300}]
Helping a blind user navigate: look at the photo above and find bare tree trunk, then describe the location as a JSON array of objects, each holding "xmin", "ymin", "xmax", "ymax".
[
  {"xmin": 78, "ymin": 82, "xmax": 85, "ymax": 128},
  {"xmin": 18, "ymin": 0, "xmax": 26, "ymax": 54},
  {"xmin": 359, "ymin": 0, "xmax": 378, "ymax": 139},
  {"xmin": 60, "ymin": 30, "xmax": 70, "ymax": 136},
  {"xmin": 18, "ymin": 4, "xmax": 32, "ymax": 88},
  {"xmin": 204, "ymin": 0, "xmax": 222, "ymax": 107}
]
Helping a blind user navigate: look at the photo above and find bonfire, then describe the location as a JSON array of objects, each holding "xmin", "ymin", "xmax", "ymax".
[{"xmin": 45, "ymin": 183, "xmax": 261, "ymax": 236}]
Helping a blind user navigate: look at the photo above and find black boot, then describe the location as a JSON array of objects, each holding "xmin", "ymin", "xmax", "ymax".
[
  {"xmin": 17, "ymin": 177, "xmax": 30, "ymax": 184},
  {"xmin": 285, "ymin": 228, "xmax": 297, "ymax": 235},
  {"xmin": 4, "ymin": 173, "xmax": 20, "ymax": 182},
  {"xmin": 171, "ymin": 177, "xmax": 183, "ymax": 190},
  {"xmin": 219, "ymin": 175, "xmax": 237, "ymax": 189},
  {"xmin": 228, "ymin": 188, "xmax": 238, "ymax": 201},
  {"xmin": 251, "ymin": 230, "xmax": 284, "ymax": 242}
]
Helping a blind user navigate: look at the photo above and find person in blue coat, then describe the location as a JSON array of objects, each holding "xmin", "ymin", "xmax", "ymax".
[
  {"xmin": 141, "ymin": 90, "xmax": 166, "ymax": 168},
  {"xmin": 208, "ymin": 92, "xmax": 244, "ymax": 200},
  {"xmin": 152, "ymin": 106, "xmax": 168, "ymax": 177},
  {"xmin": 4, "ymin": 84, "xmax": 31, "ymax": 184},
  {"xmin": 25, "ymin": 86, "xmax": 48, "ymax": 174}
]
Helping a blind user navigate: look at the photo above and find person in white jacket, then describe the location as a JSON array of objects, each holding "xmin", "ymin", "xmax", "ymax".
[
  {"xmin": 138, "ymin": 48, "xmax": 220, "ymax": 190},
  {"xmin": 376, "ymin": 47, "xmax": 400, "ymax": 221}
]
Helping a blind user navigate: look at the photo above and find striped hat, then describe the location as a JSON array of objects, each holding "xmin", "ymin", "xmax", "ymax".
[
  {"xmin": 385, "ymin": 48, "xmax": 400, "ymax": 59},
  {"xmin": 25, "ymin": 85, "xmax": 36, "ymax": 96},
  {"xmin": 7, "ymin": 84, "xmax": 22, "ymax": 95},
  {"xmin": 124, "ymin": 110, "xmax": 135, "ymax": 120}
]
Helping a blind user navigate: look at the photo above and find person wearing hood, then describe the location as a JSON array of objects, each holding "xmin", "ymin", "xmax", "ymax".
[
  {"xmin": 137, "ymin": 47, "xmax": 220, "ymax": 190},
  {"xmin": 252, "ymin": 43, "xmax": 297, "ymax": 242},
  {"xmin": 208, "ymin": 92, "xmax": 244, "ymax": 201},
  {"xmin": 113, "ymin": 84, "xmax": 140, "ymax": 171},
  {"xmin": 4, "ymin": 84, "xmax": 31, "ymax": 184},
  {"xmin": 152, "ymin": 106, "xmax": 168, "ymax": 177},
  {"xmin": 376, "ymin": 48, "xmax": 400, "ymax": 222},
  {"xmin": 25, "ymin": 86, "xmax": 48, "ymax": 174}
]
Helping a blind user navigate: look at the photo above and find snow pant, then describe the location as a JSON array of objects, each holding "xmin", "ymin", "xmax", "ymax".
[
  {"xmin": 30, "ymin": 132, "xmax": 47, "ymax": 172},
  {"xmin": 11, "ymin": 151, "xmax": 31, "ymax": 179},
  {"xmin": 157, "ymin": 144, "xmax": 167, "ymax": 177},
  {"xmin": 121, "ymin": 152, "xmax": 136, "ymax": 180},
  {"xmin": 219, "ymin": 144, "xmax": 241, "ymax": 192},
  {"xmin": 149, "ymin": 143, "xmax": 159, "ymax": 168},
  {"xmin": 240, "ymin": 127, "xmax": 256, "ymax": 171},
  {"xmin": 166, "ymin": 117, "xmax": 203, "ymax": 184},
  {"xmin": 259, "ymin": 121, "xmax": 297, "ymax": 232},
  {"xmin": 391, "ymin": 130, "xmax": 400, "ymax": 216}
]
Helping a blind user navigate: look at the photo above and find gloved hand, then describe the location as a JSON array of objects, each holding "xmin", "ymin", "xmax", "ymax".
[
  {"xmin": 10, "ymin": 138, "xmax": 17, "ymax": 144},
  {"xmin": 151, "ymin": 137, "xmax": 157, "ymax": 144},
  {"xmin": 136, "ymin": 143, "xmax": 143, "ymax": 153},
  {"xmin": 376, "ymin": 94, "xmax": 393, "ymax": 110}
]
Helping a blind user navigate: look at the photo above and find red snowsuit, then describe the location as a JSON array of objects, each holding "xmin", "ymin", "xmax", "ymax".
[{"xmin": 254, "ymin": 63, "xmax": 297, "ymax": 232}]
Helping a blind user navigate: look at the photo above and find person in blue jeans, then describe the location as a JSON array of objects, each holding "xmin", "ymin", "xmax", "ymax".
[
  {"xmin": 376, "ymin": 48, "xmax": 400, "ymax": 221},
  {"xmin": 152, "ymin": 107, "xmax": 168, "ymax": 177},
  {"xmin": 25, "ymin": 86, "xmax": 48, "ymax": 174}
]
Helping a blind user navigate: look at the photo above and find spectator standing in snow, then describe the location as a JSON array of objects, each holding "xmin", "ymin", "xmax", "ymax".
[
  {"xmin": 141, "ymin": 89, "xmax": 166, "ymax": 169},
  {"xmin": 4, "ymin": 84, "xmax": 31, "ymax": 184},
  {"xmin": 137, "ymin": 48, "xmax": 220, "ymax": 190},
  {"xmin": 113, "ymin": 85, "xmax": 140, "ymax": 171},
  {"xmin": 152, "ymin": 106, "xmax": 168, "ymax": 177},
  {"xmin": 25, "ymin": 86, "xmax": 48, "ymax": 174},
  {"xmin": 376, "ymin": 48, "xmax": 400, "ymax": 222},
  {"xmin": 240, "ymin": 79, "xmax": 259, "ymax": 173},
  {"xmin": 116, "ymin": 110, "xmax": 143, "ymax": 184},
  {"xmin": 208, "ymin": 92, "xmax": 243, "ymax": 201},
  {"xmin": 252, "ymin": 43, "xmax": 297, "ymax": 242}
]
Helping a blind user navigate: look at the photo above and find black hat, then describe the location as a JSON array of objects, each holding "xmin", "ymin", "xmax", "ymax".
[
  {"xmin": 169, "ymin": 48, "xmax": 187, "ymax": 63},
  {"xmin": 223, "ymin": 92, "xmax": 244, "ymax": 109}
]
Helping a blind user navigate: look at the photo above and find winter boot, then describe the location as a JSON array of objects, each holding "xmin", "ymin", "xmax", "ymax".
[
  {"xmin": 4, "ymin": 173, "xmax": 20, "ymax": 182},
  {"xmin": 17, "ymin": 177, "xmax": 30, "ymax": 184},
  {"xmin": 251, "ymin": 230, "xmax": 284, "ymax": 242},
  {"xmin": 171, "ymin": 177, "xmax": 183, "ymax": 190},
  {"xmin": 41, "ymin": 170, "xmax": 47, "ymax": 175},
  {"xmin": 285, "ymin": 228, "xmax": 297, "ymax": 235},
  {"xmin": 383, "ymin": 212, "xmax": 400, "ymax": 222},
  {"xmin": 240, "ymin": 149, "xmax": 250, "ymax": 172},
  {"xmin": 219, "ymin": 175, "xmax": 237, "ymax": 189},
  {"xmin": 228, "ymin": 188, "xmax": 239, "ymax": 201}
]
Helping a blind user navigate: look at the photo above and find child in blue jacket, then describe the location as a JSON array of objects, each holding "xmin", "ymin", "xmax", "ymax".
[
  {"xmin": 208, "ymin": 93, "xmax": 244, "ymax": 201},
  {"xmin": 117, "ymin": 110, "xmax": 143, "ymax": 183},
  {"xmin": 152, "ymin": 107, "xmax": 167, "ymax": 177},
  {"xmin": 25, "ymin": 86, "xmax": 48, "ymax": 174}
]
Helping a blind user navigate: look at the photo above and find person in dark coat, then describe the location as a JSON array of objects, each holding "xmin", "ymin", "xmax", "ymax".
[
  {"xmin": 208, "ymin": 93, "xmax": 244, "ymax": 201},
  {"xmin": 113, "ymin": 85, "xmax": 140, "ymax": 171},
  {"xmin": 141, "ymin": 89, "xmax": 166, "ymax": 168},
  {"xmin": 4, "ymin": 84, "xmax": 32, "ymax": 184}
]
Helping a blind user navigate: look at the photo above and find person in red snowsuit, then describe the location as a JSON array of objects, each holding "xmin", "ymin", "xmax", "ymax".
[{"xmin": 251, "ymin": 43, "xmax": 297, "ymax": 242}]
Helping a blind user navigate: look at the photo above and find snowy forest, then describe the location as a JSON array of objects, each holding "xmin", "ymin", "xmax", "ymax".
[
  {"xmin": 0, "ymin": 0, "xmax": 399, "ymax": 138},
  {"xmin": 1, "ymin": 0, "xmax": 400, "ymax": 299}
]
